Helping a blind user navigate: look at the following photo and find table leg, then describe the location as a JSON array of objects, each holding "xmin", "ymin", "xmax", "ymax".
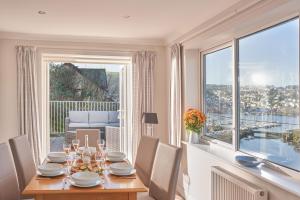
[
  {"xmin": 128, "ymin": 193, "xmax": 137, "ymax": 200},
  {"xmin": 35, "ymin": 195, "xmax": 44, "ymax": 200}
]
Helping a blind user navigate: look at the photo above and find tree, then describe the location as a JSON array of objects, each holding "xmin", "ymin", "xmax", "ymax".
[{"xmin": 49, "ymin": 63, "xmax": 120, "ymax": 102}]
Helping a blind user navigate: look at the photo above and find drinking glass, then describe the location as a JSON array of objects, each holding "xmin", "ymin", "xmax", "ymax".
[
  {"xmin": 100, "ymin": 146, "xmax": 108, "ymax": 171},
  {"xmin": 65, "ymin": 155, "xmax": 74, "ymax": 177},
  {"xmin": 97, "ymin": 139, "xmax": 105, "ymax": 151},
  {"xmin": 72, "ymin": 139, "xmax": 80, "ymax": 153},
  {"xmin": 63, "ymin": 143, "xmax": 71, "ymax": 155}
]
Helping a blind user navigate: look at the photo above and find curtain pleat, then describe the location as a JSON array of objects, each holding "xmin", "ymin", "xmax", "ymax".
[
  {"xmin": 16, "ymin": 46, "xmax": 41, "ymax": 165},
  {"xmin": 132, "ymin": 51, "xmax": 156, "ymax": 163},
  {"xmin": 170, "ymin": 44, "xmax": 183, "ymax": 147}
]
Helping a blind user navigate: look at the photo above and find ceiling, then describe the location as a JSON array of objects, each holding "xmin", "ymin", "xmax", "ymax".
[{"xmin": 0, "ymin": 0, "xmax": 243, "ymax": 43}]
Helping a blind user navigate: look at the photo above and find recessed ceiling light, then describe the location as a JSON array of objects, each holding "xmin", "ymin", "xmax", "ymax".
[
  {"xmin": 38, "ymin": 11, "xmax": 47, "ymax": 15},
  {"xmin": 123, "ymin": 15, "xmax": 130, "ymax": 19}
]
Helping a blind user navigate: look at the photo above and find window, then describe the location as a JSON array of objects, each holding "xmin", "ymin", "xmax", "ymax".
[
  {"xmin": 204, "ymin": 47, "xmax": 233, "ymax": 144},
  {"xmin": 202, "ymin": 17, "xmax": 300, "ymax": 171},
  {"xmin": 238, "ymin": 18, "xmax": 300, "ymax": 171}
]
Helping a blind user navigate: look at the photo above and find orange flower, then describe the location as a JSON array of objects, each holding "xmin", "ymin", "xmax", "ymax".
[{"xmin": 183, "ymin": 108, "xmax": 206, "ymax": 133}]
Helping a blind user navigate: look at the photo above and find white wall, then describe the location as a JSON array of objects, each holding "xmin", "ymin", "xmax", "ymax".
[
  {"xmin": 0, "ymin": 39, "xmax": 18, "ymax": 142},
  {"xmin": 186, "ymin": 144, "xmax": 300, "ymax": 200},
  {"xmin": 0, "ymin": 38, "xmax": 168, "ymax": 144},
  {"xmin": 164, "ymin": 2, "xmax": 300, "ymax": 200}
]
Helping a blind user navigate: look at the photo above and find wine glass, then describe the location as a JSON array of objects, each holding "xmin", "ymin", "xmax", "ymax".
[
  {"xmin": 72, "ymin": 139, "xmax": 80, "ymax": 153},
  {"xmin": 100, "ymin": 146, "xmax": 107, "ymax": 171},
  {"xmin": 63, "ymin": 143, "xmax": 71, "ymax": 155},
  {"xmin": 97, "ymin": 139, "xmax": 105, "ymax": 152},
  {"xmin": 65, "ymin": 155, "xmax": 74, "ymax": 177}
]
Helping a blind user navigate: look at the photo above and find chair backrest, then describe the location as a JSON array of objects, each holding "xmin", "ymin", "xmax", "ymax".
[
  {"xmin": 76, "ymin": 129, "xmax": 100, "ymax": 148},
  {"xmin": 9, "ymin": 135, "xmax": 36, "ymax": 192},
  {"xmin": 0, "ymin": 143, "xmax": 20, "ymax": 200},
  {"xmin": 134, "ymin": 135, "xmax": 159, "ymax": 187},
  {"xmin": 149, "ymin": 143, "xmax": 182, "ymax": 200}
]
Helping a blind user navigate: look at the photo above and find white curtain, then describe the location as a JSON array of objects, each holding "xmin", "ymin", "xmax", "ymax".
[
  {"xmin": 120, "ymin": 64, "xmax": 134, "ymax": 162},
  {"xmin": 131, "ymin": 51, "xmax": 156, "ymax": 163},
  {"xmin": 170, "ymin": 44, "xmax": 183, "ymax": 147},
  {"xmin": 17, "ymin": 46, "xmax": 41, "ymax": 165}
]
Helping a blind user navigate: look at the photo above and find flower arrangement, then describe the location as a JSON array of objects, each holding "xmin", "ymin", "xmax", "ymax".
[{"xmin": 184, "ymin": 108, "xmax": 206, "ymax": 134}]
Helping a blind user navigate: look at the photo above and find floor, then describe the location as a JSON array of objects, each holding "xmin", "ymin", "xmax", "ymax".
[{"xmin": 50, "ymin": 136, "xmax": 64, "ymax": 152}]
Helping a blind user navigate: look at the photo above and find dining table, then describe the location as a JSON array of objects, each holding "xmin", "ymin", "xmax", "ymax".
[{"xmin": 22, "ymin": 156, "xmax": 147, "ymax": 200}]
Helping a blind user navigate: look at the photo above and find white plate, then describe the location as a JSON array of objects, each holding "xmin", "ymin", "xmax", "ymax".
[
  {"xmin": 47, "ymin": 158, "xmax": 66, "ymax": 163},
  {"xmin": 107, "ymin": 152, "xmax": 126, "ymax": 158},
  {"xmin": 106, "ymin": 157, "xmax": 126, "ymax": 162},
  {"xmin": 47, "ymin": 152, "xmax": 66, "ymax": 163},
  {"xmin": 69, "ymin": 179, "xmax": 103, "ymax": 188},
  {"xmin": 38, "ymin": 163, "xmax": 63, "ymax": 174},
  {"xmin": 37, "ymin": 170, "xmax": 65, "ymax": 177},
  {"xmin": 71, "ymin": 172, "xmax": 100, "ymax": 185},
  {"xmin": 110, "ymin": 163, "xmax": 133, "ymax": 173},
  {"xmin": 109, "ymin": 169, "xmax": 136, "ymax": 176}
]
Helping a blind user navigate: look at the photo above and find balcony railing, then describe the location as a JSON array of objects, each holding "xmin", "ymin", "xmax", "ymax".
[{"xmin": 50, "ymin": 101, "xmax": 120, "ymax": 135}]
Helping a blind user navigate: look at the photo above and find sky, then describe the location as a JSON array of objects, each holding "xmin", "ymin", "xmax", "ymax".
[{"xmin": 206, "ymin": 18, "xmax": 299, "ymax": 87}]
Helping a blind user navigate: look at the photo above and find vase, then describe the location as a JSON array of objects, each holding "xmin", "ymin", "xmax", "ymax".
[{"xmin": 188, "ymin": 131, "xmax": 200, "ymax": 144}]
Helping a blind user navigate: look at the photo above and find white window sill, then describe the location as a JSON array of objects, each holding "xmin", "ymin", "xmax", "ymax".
[{"xmin": 182, "ymin": 141, "xmax": 300, "ymax": 197}]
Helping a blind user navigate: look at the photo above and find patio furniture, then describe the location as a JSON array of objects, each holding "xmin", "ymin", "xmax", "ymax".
[
  {"xmin": 105, "ymin": 126, "xmax": 121, "ymax": 152},
  {"xmin": 65, "ymin": 130, "xmax": 76, "ymax": 145},
  {"xmin": 65, "ymin": 111, "xmax": 119, "ymax": 131}
]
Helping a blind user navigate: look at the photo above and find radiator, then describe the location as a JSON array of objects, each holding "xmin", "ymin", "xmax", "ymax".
[{"xmin": 211, "ymin": 166, "xmax": 267, "ymax": 200}]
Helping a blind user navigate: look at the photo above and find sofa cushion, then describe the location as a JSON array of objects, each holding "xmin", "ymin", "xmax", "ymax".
[
  {"xmin": 69, "ymin": 122, "xmax": 90, "ymax": 128},
  {"xmin": 89, "ymin": 123, "xmax": 108, "ymax": 128},
  {"xmin": 89, "ymin": 111, "xmax": 109, "ymax": 123},
  {"xmin": 108, "ymin": 111, "xmax": 119, "ymax": 123},
  {"xmin": 69, "ymin": 111, "xmax": 89, "ymax": 123},
  {"xmin": 107, "ymin": 122, "xmax": 120, "ymax": 127}
]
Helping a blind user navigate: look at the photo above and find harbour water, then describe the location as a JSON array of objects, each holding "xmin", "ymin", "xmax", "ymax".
[{"xmin": 208, "ymin": 113, "xmax": 300, "ymax": 171}]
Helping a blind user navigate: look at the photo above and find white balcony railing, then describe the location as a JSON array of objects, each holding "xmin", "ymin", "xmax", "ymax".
[{"xmin": 50, "ymin": 101, "xmax": 119, "ymax": 134}]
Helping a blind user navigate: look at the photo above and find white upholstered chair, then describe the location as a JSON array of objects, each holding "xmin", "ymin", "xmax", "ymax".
[
  {"xmin": 138, "ymin": 143, "xmax": 182, "ymax": 200},
  {"xmin": 134, "ymin": 135, "xmax": 159, "ymax": 187},
  {"xmin": 9, "ymin": 135, "xmax": 36, "ymax": 192},
  {"xmin": 76, "ymin": 129, "xmax": 100, "ymax": 148},
  {"xmin": 0, "ymin": 142, "xmax": 21, "ymax": 200}
]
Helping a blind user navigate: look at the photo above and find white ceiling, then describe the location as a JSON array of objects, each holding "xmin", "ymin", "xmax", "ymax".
[{"xmin": 0, "ymin": 0, "xmax": 243, "ymax": 43}]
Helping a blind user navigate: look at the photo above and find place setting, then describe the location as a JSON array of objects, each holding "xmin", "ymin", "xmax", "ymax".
[
  {"xmin": 109, "ymin": 162, "xmax": 136, "ymax": 178},
  {"xmin": 37, "ymin": 163, "xmax": 65, "ymax": 179},
  {"xmin": 68, "ymin": 171, "xmax": 105, "ymax": 188}
]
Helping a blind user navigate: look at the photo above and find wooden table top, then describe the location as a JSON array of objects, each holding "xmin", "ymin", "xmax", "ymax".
[{"xmin": 22, "ymin": 161, "xmax": 147, "ymax": 195}]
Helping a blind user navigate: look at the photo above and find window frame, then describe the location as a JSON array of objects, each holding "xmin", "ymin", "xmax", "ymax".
[
  {"xmin": 200, "ymin": 16, "xmax": 300, "ymax": 172},
  {"xmin": 201, "ymin": 41, "xmax": 235, "ymax": 150}
]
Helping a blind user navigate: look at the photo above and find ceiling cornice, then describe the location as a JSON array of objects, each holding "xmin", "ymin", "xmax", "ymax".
[
  {"xmin": 0, "ymin": 0, "xmax": 289, "ymax": 47},
  {"xmin": 0, "ymin": 31, "xmax": 165, "ymax": 47},
  {"xmin": 164, "ymin": 0, "xmax": 288, "ymax": 46}
]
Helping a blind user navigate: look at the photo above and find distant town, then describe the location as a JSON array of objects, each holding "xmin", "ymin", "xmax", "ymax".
[{"xmin": 205, "ymin": 84, "xmax": 300, "ymax": 149}]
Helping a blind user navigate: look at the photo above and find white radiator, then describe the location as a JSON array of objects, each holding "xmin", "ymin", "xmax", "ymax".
[{"xmin": 211, "ymin": 166, "xmax": 267, "ymax": 200}]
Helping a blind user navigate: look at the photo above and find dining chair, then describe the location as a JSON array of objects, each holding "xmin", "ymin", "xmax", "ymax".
[
  {"xmin": 134, "ymin": 135, "xmax": 159, "ymax": 187},
  {"xmin": 9, "ymin": 135, "xmax": 36, "ymax": 192},
  {"xmin": 0, "ymin": 142, "xmax": 21, "ymax": 200},
  {"xmin": 76, "ymin": 129, "xmax": 100, "ymax": 148},
  {"xmin": 138, "ymin": 143, "xmax": 182, "ymax": 200}
]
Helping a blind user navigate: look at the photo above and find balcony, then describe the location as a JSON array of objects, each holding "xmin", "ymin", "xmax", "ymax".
[{"xmin": 50, "ymin": 100, "xmax": 120, "ymax": 151}]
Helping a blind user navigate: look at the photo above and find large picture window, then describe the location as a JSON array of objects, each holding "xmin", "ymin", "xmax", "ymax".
[
  {"xmin": 204, "ymin": 47, "xmax": 233, "ymax": 144},
  {"xmin": 238, "ymin": 18, "xmax": 300, "ymax": 170},
  {"xmin": 202, "ymin": 17, "xmax": 300, "ymax": 171}
]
